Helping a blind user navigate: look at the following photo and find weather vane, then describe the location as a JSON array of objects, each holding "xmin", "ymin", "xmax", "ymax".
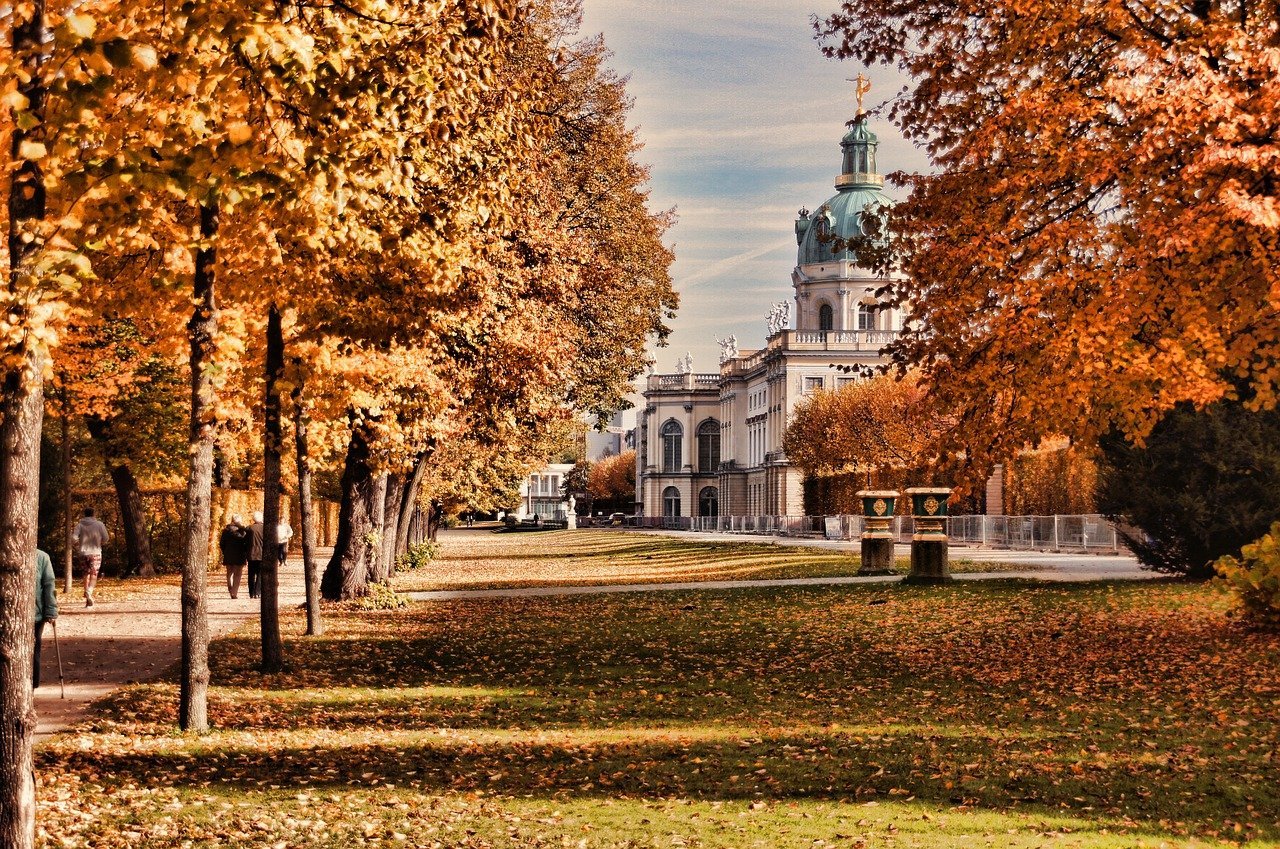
[{"xmin": 847, "ymin": 73, "xmax": 872, "ymax": 114}]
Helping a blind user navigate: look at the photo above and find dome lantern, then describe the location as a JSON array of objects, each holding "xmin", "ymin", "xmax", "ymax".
[{"xmin": 795, "ymin": 78, "xmax": 892, "ymax": 268}]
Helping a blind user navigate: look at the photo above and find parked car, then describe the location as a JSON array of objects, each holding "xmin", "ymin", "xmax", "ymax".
[{"xmin": 609, "ymin": 512, "xmax": 627, "ymax": 526}]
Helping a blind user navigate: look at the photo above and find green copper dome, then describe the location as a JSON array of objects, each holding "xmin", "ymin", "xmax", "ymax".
[{"xmin": 794, "ymin": 114, "xmax": 891, "ymax": 266}]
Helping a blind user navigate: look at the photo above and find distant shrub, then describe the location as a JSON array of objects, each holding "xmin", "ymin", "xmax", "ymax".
[
  {"xmin": 1215, "ymin": 523, "xmax": 1280, "ymax": 630},
  {"xmin": 351, "ymin": 582, "xmax": 408, "ymax": 611},
  {"xmin": 397, "ymin": 541, "xmax": 439, "ymax": 571},
  {"xmin": 1097, "ymin": 398, "xmax": 1280, "ymax": 579}
]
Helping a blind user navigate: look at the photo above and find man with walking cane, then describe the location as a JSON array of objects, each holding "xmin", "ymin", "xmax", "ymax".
[{"xmin": 34, "ymin": 547, "xmax": 58, "ymax": 689}]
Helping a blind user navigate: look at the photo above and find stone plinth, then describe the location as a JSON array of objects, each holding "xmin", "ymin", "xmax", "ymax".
[{"xmin": 904, "ymin": 486, "xmax": 953, "ymax": 584}]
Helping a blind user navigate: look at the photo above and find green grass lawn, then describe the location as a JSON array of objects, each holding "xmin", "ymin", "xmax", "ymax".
[
  {"xmin": 36, "ymin": 574, "xmax": 1279, "ymax": 847},
  {"xmin": 392, "ymin": 529, "xmax": 1035, "ymax": 592}
]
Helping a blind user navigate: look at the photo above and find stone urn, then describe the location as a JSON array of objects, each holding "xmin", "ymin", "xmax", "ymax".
[
  {"xmin": 855, "ymin": 490, "xmax": 898, "ymax": 575},
  {"xmin": 904, "ymin": 486, "xmax": 953, "ymax": 584}
]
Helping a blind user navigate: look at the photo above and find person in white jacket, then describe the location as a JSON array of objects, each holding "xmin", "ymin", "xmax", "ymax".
[{"xmin": 73, "ymin": 507, "xmax": 110, "ymax": 607}]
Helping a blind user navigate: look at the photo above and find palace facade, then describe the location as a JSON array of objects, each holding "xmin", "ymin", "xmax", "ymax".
[{"xmin": 635, "ymin": 110, "xmax": 904, "ymax": 519}]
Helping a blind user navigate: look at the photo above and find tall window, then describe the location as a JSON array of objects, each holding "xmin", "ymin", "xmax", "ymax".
[
  {"xmin": 661, "ymin": 420, "xmax": 683, "ymax": 472},
  {"xmin": 697, "ymin": 419, "xmax": 720, "ymax": 472},
  {"xmin": 663, "ymin": 486, "xmax": 681, "ymax": 517},
  {"xmin": 857, "ymin": 304, "xmax": 875, "ymax": 331},
  {"xmin": 699, "ymin": 486, "xmax": 719, "ymax": 518},
  {"xmin": 818, "ymin": 303, "xmax": 834, "ymax": 332}
]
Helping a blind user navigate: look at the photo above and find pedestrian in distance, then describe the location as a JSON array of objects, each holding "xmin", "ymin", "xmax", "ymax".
[
  {"xmin": 247, "ymin": 511, "xmax": 265, "ymax": 600},
  {"xmin": 72, "ymin": 507, "xmax": 109, "ymax": 607},
  {"xmin": 34, "ymin": 548, "xmax": 57, "ymax": 688},
  {"xmin": 276, "ymin": 519, "xmax": 293, "ymax": 565},
  {"xmin": 219, "ymin": 514, "xmax": 251, "ymax": 599}
]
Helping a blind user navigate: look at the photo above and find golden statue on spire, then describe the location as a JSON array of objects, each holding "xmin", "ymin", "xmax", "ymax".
[{"xmin": 847, "ymin": 73, "xmax": 872, "ymax": 114}]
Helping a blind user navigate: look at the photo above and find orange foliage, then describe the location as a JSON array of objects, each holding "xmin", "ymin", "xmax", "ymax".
[
  {"xmin": 587, "ymin": 450, "xmax": 636, "ymax": 504},
  {"xmin": 820, "ymin": 0, "xmax": 1280, "ymax": 484}
]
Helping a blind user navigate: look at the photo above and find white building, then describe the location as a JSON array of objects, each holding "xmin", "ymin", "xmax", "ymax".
[
  {"xmin": 636, "ymin": 110, "xmax": 904, "ymax": 519},
  {"xmin": 518, "ymin": 463, "xmax": 574, "ymax": 520}
]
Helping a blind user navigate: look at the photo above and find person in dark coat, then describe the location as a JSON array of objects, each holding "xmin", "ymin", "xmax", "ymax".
[
  {"xmin": 247, "ymin": 511, "xmax": 265, "ymax": 599},
  {"xmin": 219, "ymin": 515, "xmax": 252, "ymax": 599},
  {"xmin": 34, "ymin": 548, "xmax": 57, "ymax": 688}
]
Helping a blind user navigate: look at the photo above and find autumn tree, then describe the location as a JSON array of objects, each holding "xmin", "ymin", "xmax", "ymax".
[
  {"xmin": 53, "ymin": 319, "xmax": 187, "ymax": 577},
  {"xmin": 784, "ymin": 373, "xmax": 948, "ymax": 513},
  {"xmin": 818, "ymin": 0, "xmax": 1280, "ymax": 484},
  {"xmin": 587, "ymin": 449, "xmax": 636, "ymax": 514},
  {"xmin": 1003, "ymin": 440, "xmax": 1098, "ymax": 516},
  {"xmin": 0, "ymin": 4, "xmax": 153, "ymax": 841},
  {"xmin": 314, "ymin": 0, "xmax": 675, "ymax": 599}
]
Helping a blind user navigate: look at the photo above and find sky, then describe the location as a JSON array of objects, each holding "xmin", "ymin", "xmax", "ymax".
[{"xmin": 579, "ymin": 0, "xmax": 929, "ymax": 389}]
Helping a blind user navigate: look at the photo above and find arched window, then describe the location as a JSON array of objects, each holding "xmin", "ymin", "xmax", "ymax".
[
  {"xmin": 661, "ymin": 420, "xmax": 683, "ymax": 472},
  {"xmin": 699, "ymin": 486, "xmax": 719, "ymax": 518},
  {"xmin": 663, "ymin": 486, "xmax": 681, "ymax": 517},
  {"xmin": 818, "ymin": 303, "xmax": 834, "ymax": 332},
  {"xmin": 697, "ymin": 419, "xmax": 720, "ymax": 472},
  {"xmin": 857, "ymin": 303, "xmax": 875, "ymax": 331}
]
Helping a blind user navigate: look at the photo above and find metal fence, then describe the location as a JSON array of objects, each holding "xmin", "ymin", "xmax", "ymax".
[{"xmin": 627, "ymin": 513, "xmax": 1122, "ymax": 553}]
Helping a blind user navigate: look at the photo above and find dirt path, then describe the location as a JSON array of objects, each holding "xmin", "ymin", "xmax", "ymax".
[{"xmin": 34, "ymin": 555, "xmax": 310, "ymax": 741}]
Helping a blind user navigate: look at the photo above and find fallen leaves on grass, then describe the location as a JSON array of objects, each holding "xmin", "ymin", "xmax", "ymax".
[{"xmin": 35, "ymin": 573, "xmax": 1280, "ymax": 848}]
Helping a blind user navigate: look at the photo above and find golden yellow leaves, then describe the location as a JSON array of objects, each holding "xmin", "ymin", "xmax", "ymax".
[{"xmin": 17, "ymin": 140, "xmax": 46, "ymax": 160}]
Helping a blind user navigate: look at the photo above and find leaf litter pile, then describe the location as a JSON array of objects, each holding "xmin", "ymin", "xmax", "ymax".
[
  {"xmin": 37, "ymin": 577, "xmax": 1278, "ymax": 847},
  {"xmin": 394, "ymin": 530, "xmax": 1029, "ymax": 592}
]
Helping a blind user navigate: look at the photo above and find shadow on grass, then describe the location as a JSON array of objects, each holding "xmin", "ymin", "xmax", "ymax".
[
  {"xmin": 50, "ymin": 580, "xmax": 1280, "ymax": 843},
  {"xmin": 40, "ymin": 722, "xmax": 1275, "ymax": 843}
]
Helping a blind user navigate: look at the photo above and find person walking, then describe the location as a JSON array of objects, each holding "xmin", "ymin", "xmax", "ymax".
[
  {"xmin": 219, "ymin": 515, "xmax": 251, "ymax": 599},
  {"xmin": 73, "ymin": 507, "xmax": 110, "ymax": 607},
  {"xmin": 34, "ymin": 548, "xmax": 57, "ymax": 688},
  {"xmin": 276, "ymin": 519, "xmax": 293, "ymax": 566},
  {"xmin": 247, "ymin": 511, "xmax": 265, "ymax": 600}
]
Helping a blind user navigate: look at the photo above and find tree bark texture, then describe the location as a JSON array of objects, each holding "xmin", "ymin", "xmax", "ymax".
[
  {"xmin": 85, "ymin": 417, "xmax": 156, "ymax": 578},
  {"xmin": 428, "ymin": 499, "xmax": 442, "ymax": 543},
  {"xmin": 60, "ymin": 398, "xmax": 73, "ymax": 593},
  {"xmin": 321, "ymin": 420, "xmax": 375, "ymax": 600},
  {"xmin": 380, "ymin": 474, "xmax": 402, "ymax": 576},
  {"xmin": 407, "ymin": 509, "xmax": 422, "ymax": 547},
  {"xmin": 292, "ymin": 375, "xmax": 322, "ymax": 636},
  {"xmin": 180, "ymin": 202, "xmax": 218, "ymax": 733},
  {"xmin": 0, "ymin": 365, "xmax": 42, "ymax": 849},
  {"xmin": 259, "ymin": 305, "xmax": 285, "ymax": 673},
  {"xmin": 1, "ymin": 3, "xmax": 45, "ymax": 842},
  {"xmin": 395, "ymin": 446, "xmax": 431, "ymax": 559},
  {"xmin": 367, "ymin": 473, "xmax": 388, "ymax": 585}
]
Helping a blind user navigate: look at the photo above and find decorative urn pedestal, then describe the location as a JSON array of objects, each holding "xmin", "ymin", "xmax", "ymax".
[
  {"xmin": 904, "ymin": 487, "xmax": 953, "ymax": 584},
  {"xmin": 855, "ymin": 490, "xmax": 899, "ymax": 575}
]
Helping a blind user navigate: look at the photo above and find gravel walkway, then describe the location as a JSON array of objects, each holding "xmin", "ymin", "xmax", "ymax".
[{"xmin": 34, "ymin": 557, "xmax": 308, "ymax": 741}]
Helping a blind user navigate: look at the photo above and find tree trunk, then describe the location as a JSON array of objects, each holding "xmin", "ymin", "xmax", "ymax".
[
  {"xmin": 180, "ymin": 201, "xmax": 218, "ymax": 734},
  {"xmin": 106, "ymin": 462, "xmax": 154, "ymax": 578},
  {"xmin": 259, "ymin": 304, "xmax": 284, "ymax": 673},
  {"xmin": 395, "ymin": 446, "xmax": 432, "ymax": 559},
  {"xmin": 381, "ymin": 474, "xmax": 402, "ymax": 575},
  {"xmin": 407, "ymin": 508, "xmax": 422, "ymax": 547},
  {"xmin": 84, "ymin": 417, "xmax": 156, "ymax": 578},
  {"xmin": 0, "ymin": 361, "xmax": 43, "ymax": 849},
  {"xmin": 321, "ymin": 420, "xmax": 376, "ymax": 600},
  {"xmin": 292, "ymin": 373, "xmax": 321, "ymax": 636},
  {"xmin": 60, "ymin": 394, "xmax": 73, "ymax": 593},
  {"xmin": 428, "ymin": 499, "xmax": 443, "ymax": 543},
  {"xmin": 1, "ymin": 3, "xmax": 46, "ymax": 842},
  {"xmin": 367, "ymin": 473, "xmax": 388, "ymax": 584}
]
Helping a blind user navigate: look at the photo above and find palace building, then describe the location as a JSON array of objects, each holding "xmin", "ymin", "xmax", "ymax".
[{"xmin": 635, "ymin": 106, "xmax": 905, "ymax": 520}]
